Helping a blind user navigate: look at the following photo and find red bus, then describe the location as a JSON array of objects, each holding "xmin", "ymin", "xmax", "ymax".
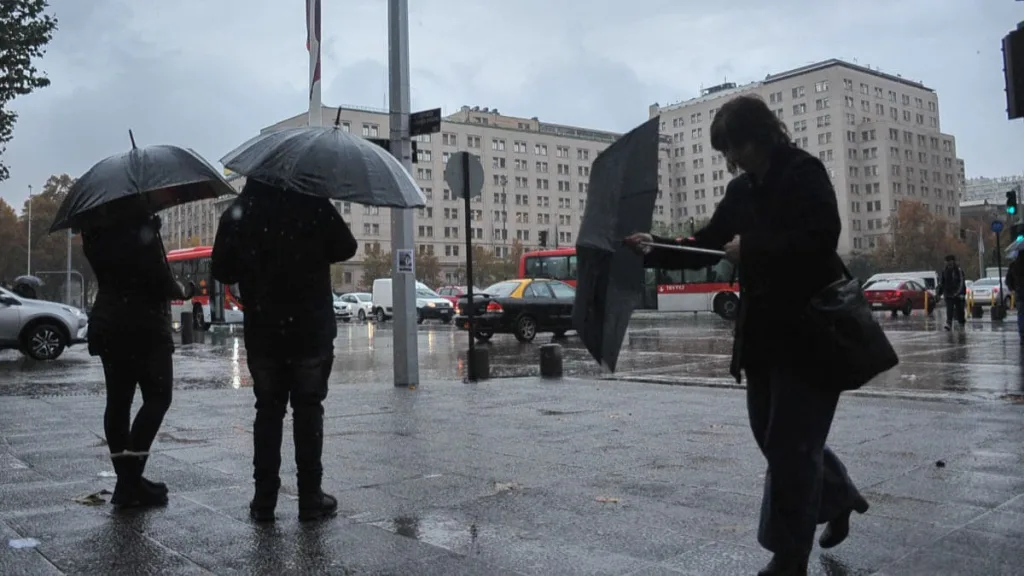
[
  {"xmin": 166, "ymin": 246, "xmax": 244, "ymax": 330},
  {"xmin": 518, "ymin": 247, "xmax": 739, "ymax": 319}
]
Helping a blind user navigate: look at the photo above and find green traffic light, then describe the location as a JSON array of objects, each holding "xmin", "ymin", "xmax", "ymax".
[
  {"xmin": 1010, "ymin": 206, "xmax": 1018, "ymax": 215},
  {"xmin": 1017, "ymin": 235, "xmax": 1024, "ymax": 242}
]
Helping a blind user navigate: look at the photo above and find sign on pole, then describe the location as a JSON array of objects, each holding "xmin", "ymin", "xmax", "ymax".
[
  {"xmin": 444, "ymin": 151, "xmax": 486, "ymax": 381},
  {"xmin": 444, "ymin": 152, "xmax": 484, "ymax": 199},
  {"xmin": 410, "ymin": 108, "xmax": 442, "ymax": 136},
  {"xmin": 992, "ymin": 220, "xmax": 1005, "ymax": 234}
]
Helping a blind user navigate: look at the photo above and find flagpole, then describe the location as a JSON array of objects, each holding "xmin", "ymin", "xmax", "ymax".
[{"xmin": 307, "ymin": 0, "xmax": 322, "ymax": 127}]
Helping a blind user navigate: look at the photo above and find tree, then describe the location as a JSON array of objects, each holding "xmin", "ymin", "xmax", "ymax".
[
  {"xmin": 454, "ymin": 246, "xmax": 502, "ymax": 287},
  {"xmin": 359, "ymin": 245, "xmax": 391, "ymax": 289},
  {"xmin": 0, "ymin": 197, "xmax": 24, "ymax": 283},
  {"xmin": 415, "ymin": 251, "xmax": 441, "ymax": 287},
  {"xmin": 871, "ymin": 200, "xmax": 968, "ymax": 273},
  {"xmin": 500, "ymin": 239, "xmax": 524, "ymax": 279},
  {"xmin": 0, "ymin": 1, "xmax": 58, "ymax": 182}
]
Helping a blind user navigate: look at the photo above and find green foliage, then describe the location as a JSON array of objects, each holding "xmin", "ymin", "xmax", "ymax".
[{"xmin": 0, "ymin": 0, "xmax": 58, "ymax": 182}]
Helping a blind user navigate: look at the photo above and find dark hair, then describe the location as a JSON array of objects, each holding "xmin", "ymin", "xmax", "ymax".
[
  {"xmin": 710, "ymin": 95, "xmax": 791, "ymax": 154},
  {"xmin": 945, "ymin": 254, "xmax": 956, "ymax": 262}
]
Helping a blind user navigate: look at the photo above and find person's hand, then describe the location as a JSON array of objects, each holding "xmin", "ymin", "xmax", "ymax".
[
  {"xmin": 724, "ymin": 235, "xmax": 741, "ymax": 263},
  {"xmin": 624, "ymin": 232, "xmax": 653, "ymax": 255}
]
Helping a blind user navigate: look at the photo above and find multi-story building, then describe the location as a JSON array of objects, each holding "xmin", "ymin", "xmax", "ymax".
[
  {"xmin": 651, "ymin": 58, "xmax": 964, "ymax": 256},
  {"xmin": 160, "ymin": 174, "xmax": 243, "ymax": 249},
  {"xmin": 250, "ymin": 104, "xmax": 653, "ymax": 290},
  {"xmin": 959, "ymin": 175, "xmax": 1024, "ymax": 223}
]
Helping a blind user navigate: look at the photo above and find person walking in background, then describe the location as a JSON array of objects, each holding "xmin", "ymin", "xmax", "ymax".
[
  {"xmin": 937, "ymin": 254, "xmax": 967, "ymax": 331},
  {"xmin": 1006, "ymin": 254, "xmax": 1024, "ymax": 339},
  {"xmin": 81, "ymin": 199, "xmax": 192, "ymax": 509},
  {"xmin": 212, "ymin": 179, "xmax": 357, "ymax": 523},
  {"xmin": 627, "ymin": 95, "xmax": 867, "ymax": 576}
]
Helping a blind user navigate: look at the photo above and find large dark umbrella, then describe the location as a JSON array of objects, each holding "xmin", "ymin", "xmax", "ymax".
[
  {"xmin": 50, "ymin": 132, "xmax": 235, "ymax": 233},
  {"xmin": 219, "ymin": 109, "xmax": 427, "ymax": 208}
]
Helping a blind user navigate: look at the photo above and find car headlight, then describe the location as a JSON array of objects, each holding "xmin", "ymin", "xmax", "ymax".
[
  {"xmin": 427, "ymin": 302, "xmax": 436, "ymax": 308},
  {"xmin": 62, "ymin": 306, "xmax": 84, "ymax": 317}
]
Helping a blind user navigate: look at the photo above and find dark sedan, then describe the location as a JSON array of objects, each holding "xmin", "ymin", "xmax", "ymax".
[{"xmin": 454, "ymin": 278, "xmax": 575, "ymax": 342}]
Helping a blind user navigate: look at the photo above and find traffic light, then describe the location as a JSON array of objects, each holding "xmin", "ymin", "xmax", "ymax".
[
  {"xmin": 1007, "ymin": 190, "xmax": 1018, "ymax": 215},
  {"xmin": 1014, "ymin": 222, "xmax": 1024, "ymax": 243},
  {"xmin": 538, "ymin": 230, "xmax": 548, "ymax": 247}
]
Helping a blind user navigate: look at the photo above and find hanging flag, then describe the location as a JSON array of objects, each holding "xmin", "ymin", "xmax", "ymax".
[{"xmin": 306, "ymin": 0, "xmax": 322, "ymax": 114}]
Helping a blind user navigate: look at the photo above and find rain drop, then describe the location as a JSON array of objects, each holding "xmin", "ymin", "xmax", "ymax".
[{"xmin": 230, "ymin": 205, "xmax": 244, "ymax": 220}]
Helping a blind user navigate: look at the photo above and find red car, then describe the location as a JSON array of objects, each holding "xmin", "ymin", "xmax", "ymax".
[
  {"xmin": 435, "ymin": 285, "xmax": 482, "ymax": 306},
  {"xmin": 864, "ymin": 279, "xmax": 935, "ymax": 316}
]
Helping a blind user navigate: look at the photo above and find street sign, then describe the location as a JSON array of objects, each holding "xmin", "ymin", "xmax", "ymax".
[
  {"xmin": 410, "ymin": 108, "xmax": 442, "ymax": 136},
  {"xmin": 992, "ymin": 220, "xmax": 1005, "ymax": 234},
  {"xmin": 444, "ymin": 152, "xmax": 484, "ymax": 198}
]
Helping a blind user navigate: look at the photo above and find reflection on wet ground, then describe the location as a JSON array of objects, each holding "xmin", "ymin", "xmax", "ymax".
[{"xmin": 1, "ymin": 311, "xmax": 1022, "ymax": 400}]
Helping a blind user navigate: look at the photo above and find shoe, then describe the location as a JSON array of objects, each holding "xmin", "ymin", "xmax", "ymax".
[
  {"xmin": 141, "ymin": 477, "xmax": 168, "ymax": 496},
  {"xmin": 249, "ymin": 502, "xmax": 276, "ymax": 523},
  {"xmin": 819, "ymin": 496, "xmax": 870, "ymax": 549},
  {"xmin": 944, "ymin": 324, "xmax": 951, "ymax": 331},
  {"xmin": 757, "ymin": 554, "xmax": 808, "ymax": 576},
  {"xmin": 249, "ymin": 484, "xmax": 279, "ymax": 523},
  {"xmin": 298, "ymin": 491, "xmax": 338, "ymax": 522}
]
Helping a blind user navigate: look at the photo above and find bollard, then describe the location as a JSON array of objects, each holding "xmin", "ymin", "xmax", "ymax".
[
  {"xmin": 180, "ymin": 311, "xmax": 194, "ymax": 345},
  {"xmin": 924, "ymin": 291, "xmax": 930, "ymax": 315},
  {"xmin": 467, "ymin": 348, "xmax": 490, "ymax": 382},
  {"xmin": 539, "ymin": 344, "xmax": 563, "ymax": 379},
  {"xmin": 971, "ymin": 303, "xmax": 984, "ymax": 319},
  {"xmin": 992, "ymin": 304, "xmax": 1007, "ymax": 322}
]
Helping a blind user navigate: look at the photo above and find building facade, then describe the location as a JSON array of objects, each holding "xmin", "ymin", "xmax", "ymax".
[
  {"xmin": 651, "ymin": 59, "xmax": 964, "ymax": 256},
  {"xmin": 160, "ymin": 175, "xmax": 244, "ymax": 249}
]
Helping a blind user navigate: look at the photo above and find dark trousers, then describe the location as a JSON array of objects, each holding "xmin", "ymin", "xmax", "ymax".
[
  {"xmin": 247, "ymin": 354, "xmax": 332, "ymax": 496},
  {"xmin": 100, "ymin": 350, "xmax": 173, "ymax": 475},
  {"xmin": 745, "ymin": 364, "xmax": 862, "ymax": 557},
  {"xmin": 944, "ymin": 297, "xmax": 966, "ymax": 326}
]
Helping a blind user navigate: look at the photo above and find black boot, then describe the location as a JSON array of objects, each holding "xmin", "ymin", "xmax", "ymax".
[
  {"xmin": 138, "ymin": 455, "xmax": 168, "ymax": 497},
  {"xmin": 294, "ymin": 397, "xmax": 335, "ymax": 522},
  {"xmin": 249, "ymin": 478, "xmax": 280, "ymax": 522},
  {"xmin": 757, "ymin": 554, "xmax": 808, "ymax": 576},
  {"xmin": 819, "ymin": 496, "xmax": 870, "ymax": 549},
  {"xmin": 298, "ymin": 491, "xmax": 338, "ymax": 522},
  {"xmin": 110, "ymin": 455, "xmax": 167, "ymax": 508}
]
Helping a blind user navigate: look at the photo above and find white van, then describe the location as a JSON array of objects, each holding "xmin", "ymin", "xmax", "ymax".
[{"xmin": 371, "ymin": 279, "xmax": 453, "ymax": 324}]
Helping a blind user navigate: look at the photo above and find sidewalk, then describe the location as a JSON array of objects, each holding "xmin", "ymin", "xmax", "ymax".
[{"xmin": 1, "ymin": 376, "xmax": 1022, "ymax": 575}]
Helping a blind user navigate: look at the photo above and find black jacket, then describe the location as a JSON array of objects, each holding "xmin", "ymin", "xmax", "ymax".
[
  {"xmin": 644, "ymin": 144, "xmax": 842, "ymax": 382},
  {"xmin": 1008, "ymin": 259, "xmax": 1023, "ymax": 293},
  {"xmin": 211, "ymin": 181, "xmax": 358, "ymax": 360},
  {"xmin": 83, "ymin": 214, "xmax": 183, "ymax": 357},
  {"xmin": 937, "ymin": 265, "xmax": 966, "ymax": 299}
]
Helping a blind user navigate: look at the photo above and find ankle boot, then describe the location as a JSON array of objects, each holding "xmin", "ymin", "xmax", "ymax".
[
  {"xmin": 109, "ymin": 454, "xmax": 141, "ymax": 508},
  {"xmin": 137, "ymin": 455, "xmax": 168, "ymax": 496},
  {"xmin": 298, "ymin": 491, "xmax": 338, "ymax": 522},
  {"xmin": 819, "ymin": 496, "xmax": 870, "ymax": 549},
  {"xmin": 249, "ymin": 479, "xmax": 280, "ymax": 522},
  {"xmin": 758, "ymin": 554, "xmax": 808, "ymax": 576}
]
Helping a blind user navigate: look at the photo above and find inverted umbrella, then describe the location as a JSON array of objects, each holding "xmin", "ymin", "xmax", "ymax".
[
  {"xmin": 50, "ymin": 132, "xmax": 235, "ymax": 233},
  {"xmin": 219, "ymin": 109, "xmax": 427, "ymax": 208},
  {"xmin": 572, "ymin": 116, "xmax": 662, "ymax": 372}
]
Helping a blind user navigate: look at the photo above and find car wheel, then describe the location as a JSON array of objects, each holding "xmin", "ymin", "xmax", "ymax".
[
  {"xmin": 474, "ymin": 330, "xmax": 493, "ymax": 342},
  {"xmin": 23, "ymin": 323, "xmax": 67, "ymax": 361},
  {"xmin": 514, "ymin": 315, "xmax": 537, "ymax": 342},
  {"xmin": 358, "ymin": 309, "xmax": 366, "ymax": 322},
  {"xmin": 713, "ymin": 292, "xmax": 740, "ymax": 321},
  {"xmin": 375, "ymin": 308, "xmax": 386, "ymax": 323},
  {"xmin": 902, "ymin": 300, "xmax": 913, "ymax": 316}
]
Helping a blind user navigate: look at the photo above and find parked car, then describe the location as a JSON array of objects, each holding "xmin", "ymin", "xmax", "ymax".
[
  {"xmin": 0, "ymin": 287, "xmax": 89, "ymax": 361},
  {"xmin": 454, "ymin": 278, "xmax": 575, "ymax": 342},
  {"xmin": 338, "ymin": 292, "xmax": 373, "ymax": 321},
  {"xmin": 864, "ymin": 279, "xmax": 935, "ymax": 316},
  {"xmin": 332, "ymin": 294, "xmax": 353, "ymax": 322},
  {"xmin": 435, "ymin": 285, "xmax": 482, "ymax": 307},
  {"xmin": 371, "ymin": 279, "xmax": 453, "ymax": 324},
  {"xmin": 967, "ymin": 277, "xmax": 1011, "ymax": 308}
]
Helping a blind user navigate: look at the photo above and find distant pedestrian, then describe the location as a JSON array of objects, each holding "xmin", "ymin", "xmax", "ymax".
[
  {"xmin": 212, "ymin": 179, "xmax": 357, "ymax": 522},
  {"xmin": 1006, "ymin": 255, "xmax": 1024, "ymax": 339},
  {"xmin": 627, "ymin": 95, "xmax": 868, "ymax": 576},
  {"xmin": 81, "ymin": 199, "xmax": 191, "ymax": 509},
  {"xmin": 937, "ymin": 255, "xmax": 967, "ymax": 331}
]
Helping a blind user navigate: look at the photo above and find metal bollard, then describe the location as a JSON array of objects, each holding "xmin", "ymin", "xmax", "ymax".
[
  {"xmin": 539, "ymin": 343, "xmax": 563, "ymax": 379},
  {"xmin": 971, "ymin": 303, "xmax": 984, "ymax": 319},
  {"xmin": 180, "ymin": 311, "xmax": 194, "ymax": 345},
  {"xmin": 467, "ymin": 347, "xmax": 490, "ymax": 382}
]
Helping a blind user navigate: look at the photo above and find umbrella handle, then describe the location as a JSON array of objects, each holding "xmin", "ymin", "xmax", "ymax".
[{"xmin": 642, "ymin": 242, "xmax": 726, "ymax": 258}]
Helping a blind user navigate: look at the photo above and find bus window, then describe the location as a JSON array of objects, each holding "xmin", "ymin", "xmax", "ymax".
[
  {"xmin": 567, "ymin": 255, "xmax": 578, "ymax": 280},
  {"xmin": 525, "ymin": 256, "xmax": 570, "ymax": 280},
  {"xmin": 655, "ymin": 267, "xmax": 712, "ymax": 284},
  {"xmin": 710, "ymin": 259, "xmax": 736, "ymax": 283}
]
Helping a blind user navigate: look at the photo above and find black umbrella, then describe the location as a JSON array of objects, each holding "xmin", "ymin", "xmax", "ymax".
[
  {"xmin": 219, "ymin": 109, "xmax": 427, "ymax": 208},
  {"xmin": 50, "ymin": 131, "xmax": 235, "ymax": 233},
  {"xmin": 572, "ymin": 116, "xmax": 662, "ymax": 372}
]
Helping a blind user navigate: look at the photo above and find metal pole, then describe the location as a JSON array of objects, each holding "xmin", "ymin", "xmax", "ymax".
[
  {"xmin": 26, "ymin": 185, "xmax": 32, "ymax": 276},
  {"xmin": 66, "ymin": 230, "xmax": 72, "ymax": 305},
  {"xmin": 463, "ymin": 156, "xmax": 476, "ymax": 381},
  {"xmin": 388, "ymin": 0, "xmax": 419, "ymax": 387}
]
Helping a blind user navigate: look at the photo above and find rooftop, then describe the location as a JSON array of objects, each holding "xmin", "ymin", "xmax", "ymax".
[{"xmin": 765, "ymin": 58, "xmax": 933, "ymax": 92}]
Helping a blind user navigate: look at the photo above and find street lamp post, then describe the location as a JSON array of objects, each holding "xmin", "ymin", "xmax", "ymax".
[{"xmin": 26, "ymin": 185, "xmax": 32, "ymax": 276}]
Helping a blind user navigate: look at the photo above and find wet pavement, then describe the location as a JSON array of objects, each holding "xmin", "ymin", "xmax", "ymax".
[{"xmin": 1, "ymin": 311, "xmax": 1023, "ymax": 574}]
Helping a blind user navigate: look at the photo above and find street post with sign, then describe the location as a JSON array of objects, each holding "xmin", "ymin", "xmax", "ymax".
[
  {"xmin": 993, "ymin": 219, "xmax": 1007, "ymax": 321},
  {"xmin": 444, "ymin": 151, "xmax": 488, "ymax": 381}
]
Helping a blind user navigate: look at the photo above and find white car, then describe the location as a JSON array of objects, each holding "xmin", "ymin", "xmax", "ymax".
[
  {"xmin": 338, "ymin": 292, "xmax": 373, "ymax": 322},
  {"xmin": 332, "ymin": 295, "xmax": 353, "ymax": 322},
  {"xmin": 967, "ymin": 277, "xmax": 1011, "ymax": 308},
  {"xmin": 0, "ymin": 287, "xmax": 89, "ymax": 361}
]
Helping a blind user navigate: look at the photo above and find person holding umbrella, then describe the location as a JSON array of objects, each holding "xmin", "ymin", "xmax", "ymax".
[
  {"xmin": 626, "ymin": 95, "xmax": 868, "ymax": 576},
  {"xmin": 212, "ymin": 179, "xmax": 357, "ymax": 522},
  {"xmin": 51, "ymin": 135, "xmax": 234, "ymax": 509}
]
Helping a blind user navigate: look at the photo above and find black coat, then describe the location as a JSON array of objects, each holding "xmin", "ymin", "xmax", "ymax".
[
  {"xmin": 211, "ymin": 181, "xmax": 358, "ymax": 360},
  {"xmin": 644, "ymin": 144, "xmax": 842, "ymax": 382},
  {"xmin": 82, "ymin": 214, "xmax": 183, "ymax": 357},
  {"xmin": 937, "ymin": 265, "xmax": 966, "ymax": 298}
]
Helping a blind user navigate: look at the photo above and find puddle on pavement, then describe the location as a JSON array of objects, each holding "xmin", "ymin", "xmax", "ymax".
[{"xmin": 372, "ymin": 514, "xmax": 488, "ymax": 553}]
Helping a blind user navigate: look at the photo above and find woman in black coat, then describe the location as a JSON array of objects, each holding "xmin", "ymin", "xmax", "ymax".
[
  {"xmin": 627, "ymin": 95, "xmax": 867, "ymax": 576},
  {"xmin": 82, "ymin": 198, "xmax": 191, "ymax": 509}
]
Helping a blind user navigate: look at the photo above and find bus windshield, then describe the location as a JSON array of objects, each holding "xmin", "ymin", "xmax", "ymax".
[{"xmin": 524, "ymin": 254, "xmax": 577, "ymax": 281}]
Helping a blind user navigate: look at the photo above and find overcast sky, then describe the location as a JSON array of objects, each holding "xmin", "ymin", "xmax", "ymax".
[{"xmin": 1, "ymin": 0, "xmax": 1021, "ymax": 212}]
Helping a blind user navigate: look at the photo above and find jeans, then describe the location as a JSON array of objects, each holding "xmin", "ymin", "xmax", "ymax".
[
  {"xmin": 100, "ymin": 350, "xmax": 174, "ymax": 476},
  {"xmin": 246, "ymin": 354, "xmax": 333, "ymax": 496},
  {"xmin": 745, "ymin": 363, "xmax": 863, "ymax": 557}
]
